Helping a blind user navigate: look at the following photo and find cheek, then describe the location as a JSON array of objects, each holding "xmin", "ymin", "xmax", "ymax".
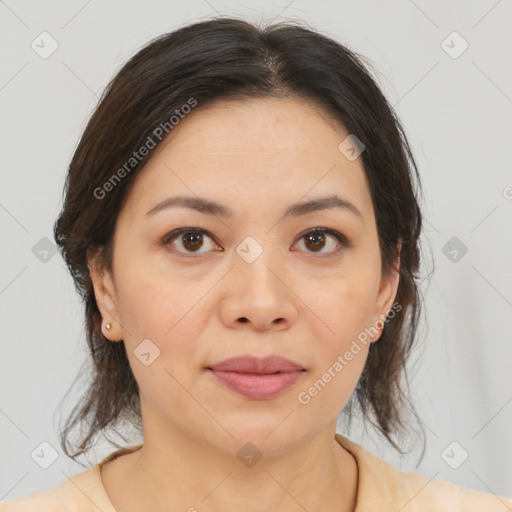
[
  {"xmin": 112, "ymin": 239, "xmax": 183, "ymax": 334},
  {"xmin": 296, "ymin": 264, "xmax": 378, "ymax": 407},
  {"xmin": 112, "ymin": 250, "xmax": 214, "ymax": 379},
  {"xmin": 308, "ymin": 266, "xmax": 380, "ymax": 347},
  {"xmin": 314, "ymin": 284, "xmax": 373, "ymax": 379},
  {"xmin": 114, "ymin": 269, "xmax": 204, "ymax": 410},
  {"xmin": 296, "ymin": 341, "xmax": 369, "ymax": 422},
  {"xmin": 116, "ymin": 276, "xmax": 203, "ymax": 353}
]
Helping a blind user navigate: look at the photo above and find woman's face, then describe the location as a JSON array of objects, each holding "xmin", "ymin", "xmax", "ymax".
[{"xmin": 90, "ymin": 97, "xmax": 399, "ymax": 454}]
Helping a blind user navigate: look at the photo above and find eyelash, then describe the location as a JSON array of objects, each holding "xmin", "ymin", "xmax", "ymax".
[{"xmin": 161, "ymin": 227, "xmax": 350, "ymax": 258}]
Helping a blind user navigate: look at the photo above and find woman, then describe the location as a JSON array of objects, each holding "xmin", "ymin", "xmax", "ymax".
[{"xmin": 2, "ymin": 16, "xmax": 510, "ymax": 512}]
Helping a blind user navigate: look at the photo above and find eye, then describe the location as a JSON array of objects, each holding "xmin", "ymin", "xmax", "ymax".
[
  {"xmin": 293, "ymin": 228, "xmax": 350, "ymax": 256},
  {"xmin": 162, "ymin": 228, "xmax": 220, "ymax": 257},
  {"xmin": 161, "ymin": 227, "xmax": 350, "ymax": 258}
]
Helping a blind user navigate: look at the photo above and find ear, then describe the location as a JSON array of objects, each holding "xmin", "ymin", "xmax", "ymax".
[
  {"xmin": 371, "ymin": 241, "xmax": 401, "ymax": 342},
  {"xmin": 87, "ymin": 248, "xmax": 123, "ymax": 341}
]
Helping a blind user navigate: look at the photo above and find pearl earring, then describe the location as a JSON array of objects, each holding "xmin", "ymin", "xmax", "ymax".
[{"xmin": 105, "ymin": 322, "xmax": 112, "ymax": 331}]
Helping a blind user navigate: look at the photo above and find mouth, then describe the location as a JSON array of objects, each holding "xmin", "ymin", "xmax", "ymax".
[
  {"xmin": 206, "ymin": 354, "xmax": 307, "ymax": 400},
  {"xmin": 207, "ymin": 368, "xmax": 306, "ymax": 400},
  {"xmin": 207, "ymin": 354, "xmax": 306, "ymax": 373}
]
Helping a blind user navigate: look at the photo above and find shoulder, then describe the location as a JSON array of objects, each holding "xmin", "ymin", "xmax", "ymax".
[
  {"xmin": 389, "ymin": 466, "xmax": 512, "ymax": 511},
  {"xmin": 0, "ymin": 465, "xmax": 114, "ymax": 512},
  {"xmin": 0, "ymin": 444, "xmax": 143, "ymax": 511},
  {"xmin": 335, "ymin": 434, "xmax": 512, "ymax": 512}
]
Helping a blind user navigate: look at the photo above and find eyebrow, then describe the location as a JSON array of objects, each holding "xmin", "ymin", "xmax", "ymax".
[{"xmin": 145, "ymin": 194, "xmax": 363, "ymax": 220}]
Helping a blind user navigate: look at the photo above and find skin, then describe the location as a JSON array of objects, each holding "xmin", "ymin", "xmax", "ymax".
[{"xmin": 89, "ymin": 96, "xmax": 400, "ymax": 512}]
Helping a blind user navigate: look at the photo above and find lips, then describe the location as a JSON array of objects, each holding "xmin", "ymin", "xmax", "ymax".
[
  {"xmin": 207, "ymin": 355, "xmax": 305, "ymax": 373},
  {"xmin": 207, "ymin": 355, "xmax": 306, "ymax": 400}
]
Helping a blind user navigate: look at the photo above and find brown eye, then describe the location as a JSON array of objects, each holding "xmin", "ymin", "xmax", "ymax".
[
  {"xmin": 304, "ymin": 232, "xmax": 327, "ymax": 251},
  {"xmin": 295, "ymin": 228, "xmax": 349, "ymax": 256},
  {"xmin": 181, "ymin": 232, "xmax": 204, "ymax": 252},
  {"xmin": 163, "ymin": 228, "xmax": 219, "ymax": 256},
  {"xmin": 162, "ymin": 227, "xmax": 349, "ymax": 258}
]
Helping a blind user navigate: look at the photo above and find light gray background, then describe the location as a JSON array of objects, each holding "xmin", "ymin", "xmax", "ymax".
[{"xmin": 1, "ymin": 0, "xmax": 512, "ymax": 504}]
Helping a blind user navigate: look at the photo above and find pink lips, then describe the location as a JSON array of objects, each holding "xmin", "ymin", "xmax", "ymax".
[{"xmin": 207, "ymin": 355, "xmax": 306, "ymax": 400}]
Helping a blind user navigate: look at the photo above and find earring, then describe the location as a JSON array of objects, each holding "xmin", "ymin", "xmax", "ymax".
[{"xmin": 105, "ymin": 322, "xmax": 112, "ymax": 331}]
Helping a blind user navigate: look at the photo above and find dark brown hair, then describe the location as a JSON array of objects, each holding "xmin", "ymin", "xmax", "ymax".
[{"xmin": 54, "ymin": 16, "xmax": 426, "ymax": 464}]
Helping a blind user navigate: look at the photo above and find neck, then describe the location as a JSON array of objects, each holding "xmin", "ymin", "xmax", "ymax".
[{"xmin": 120, "ymin": 428, "xmax": 358, "ymax": 512}]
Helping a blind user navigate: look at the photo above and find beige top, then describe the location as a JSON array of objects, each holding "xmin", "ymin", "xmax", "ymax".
[{"xmin": 1, "ymin": 434, "xmax": 511, "ymax": 511}]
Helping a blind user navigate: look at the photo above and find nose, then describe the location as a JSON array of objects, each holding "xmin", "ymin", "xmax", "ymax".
[{"xmin": 218, "ymin": 251, "xmax": 298, "ymax": 332}]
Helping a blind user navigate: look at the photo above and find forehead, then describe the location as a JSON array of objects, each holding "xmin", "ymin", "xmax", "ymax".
[
  {"xmin": 154, "ymin": 96, "xmax": 349, "ymax": 159},
  {"xmin": 122, "ymin": 97, "xmax": 374, "ymax": 222}
]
